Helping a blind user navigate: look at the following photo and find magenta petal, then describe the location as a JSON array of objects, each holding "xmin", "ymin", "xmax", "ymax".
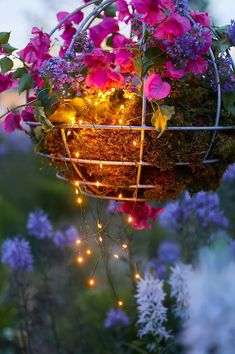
[
  {"xmin": 145, "ymin": 74, "xmax": 171, "ymax": 101},
  {"xmin": 2, "ymin": 113, "xmax": 22, "ymax": 133},
  {"xmin": 187, "ymin": 57, "xmax": 208, "ymax": 75}
]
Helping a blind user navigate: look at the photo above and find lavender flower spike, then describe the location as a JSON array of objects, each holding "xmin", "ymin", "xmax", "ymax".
[
  {"xmin": 104, "ymin": 308, "xmax": 130, "ymax": 328},
  {"xmin": 1, "ymin": 237, "xmax": 33, "ymax": 272},
  {"xmin": 27, "ymin": 210, "xmax": 53, "ymax": 239}
]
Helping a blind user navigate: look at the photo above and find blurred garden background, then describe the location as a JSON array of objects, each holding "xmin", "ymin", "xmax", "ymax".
[{"xmin": 0, "ymin": 0, "xmax": 235, "ymax": 353}]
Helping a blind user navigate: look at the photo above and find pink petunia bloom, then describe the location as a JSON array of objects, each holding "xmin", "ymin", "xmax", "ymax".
[
  {"xmin": 84, "ymin": 48, "xmax": 113, "ymax": 67},
  {"xmin": 114, "ymin": 49, "xmax": 134, "ymax": 73},
  {"xmin": 2, "ymin": 113, "xmax": 23, "ymax": 133},
  {"xmin": 117, "ymin": 202, "xmax": 163, "ymax": 230},
  {"xmin": 187, "ymin": 57, "xmax": 208, "ymax": 75},
  {"xmin": 0, "ymin": 73, "xmax": 13, "ymax": 93},
  {"xmin": 90, "ymin": 16, "xmax": 119, "ymax": 47},
  {"xmin": 154, "ymin": 13, "xmax": 191, "ymax": 42},
  {"xmin": 117, "ymin": 0, "xmax": 132, "ymax": 23},
  {"xmin": 131, "ymin": 0, "xmax": 175, "ymax": 25},
  {"xmin": 18, "ymin": 27, "xmax": 51, "ymax": 68},
  {"xmin": 144, "ymin": 74, "xmax": 171, "ymax": 101},
  {"xmin": 190, "ymin": 10, "xmax": 211, "ymax": 28},
  {"xmin": 164, "ymin": 61, "xmax": 186, "ymax": 79}
]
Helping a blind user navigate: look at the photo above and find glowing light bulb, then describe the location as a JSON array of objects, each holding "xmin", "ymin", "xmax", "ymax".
[
  {"xmin": 122, "ymin": 244, "xmax": 128, "ymax": 249},
  {"xmin": 118, "ymin": 193, "xmax": 123, "ymax": 199},
  {"xmin": 97, "ymin": 223, "xmax": 102, "ymax": 229},
  {"xmin": 79, "ymin": 119, "xmax": 83, "ymax": 124},
  {"xmin": 111, "ymin": 88, "xmax": 115, "ymax": 92},
  {"xmin": 119, "ymin": 119, "xmax": 123, "ymax": 124},
  {"xmin": 135, "ymin": 273, "xmax": 141, "ymax": 280},
  {"xmin": 88, "ymin": 278, "xmax": 95, "ymax": 287},
  {"xmin": 75, "ymin": 152, "xmax": 80, "ymax": 158},
  {"xmin": 94, "ymin": 102, "xmax": 98, "ymax": 106},
  {"xmin": 99, "ymin": 163, "xmax": 103, "ymax": 169},
  {"xmin": 77, "ymin": 256, "xmax": 84, "ymax": 264},
  {"xmin": 75, "ymin": 189, "xmax": 79, "ymax": 195},
  {"xmin": 88, "ymin": 99, "xmax": 92, "ymax": 104},
  {"xmin": 117, "ymin": 300, "xmax": 124, "ymax": 307},
  {"xmin": 96, "ymin": 181, "xmax": 100, "ymax": 188},
  {"xmin": 67, "ymin": 130, "xmax": 71, "ymax": 136},
  {"xmin": 128, "ymin": 216, "xmax": 133, "ymax": 223},
  {"xmin": 71, "ymin": 117, "xmax": 76, "ymax": 124},
  {"xmin": 86, "ymin": 249, "xmax": 92, "ymax": 256},
  {"xmin": 75, "ymin": 181, "xmax": 79, "ymax": 187},
  {"xmin": 113, "ymin": 254, "xmax": 119, "ymax": 260},
  {"xmin": 99, "ymin": 236, "xmax": 103, "ymax": 243},
  {"xmin": 77, "ymin": 197, "xmax": 82, "ymax": 205},
  {"xmin": 76, "ymin": 239, "xmax": 81, "ymax": 245},
  {"xmin": 120, "ymin": 105, "xmax": 125, "ymax": 110},
  {"xmin": 133, "ymin": 141, "xmax": 137, "ymax": 147}
]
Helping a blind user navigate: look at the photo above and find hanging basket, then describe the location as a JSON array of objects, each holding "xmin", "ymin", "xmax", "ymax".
[{"xmin": 26, "ymin": 0, "xmax": 235, "ymax": 202}]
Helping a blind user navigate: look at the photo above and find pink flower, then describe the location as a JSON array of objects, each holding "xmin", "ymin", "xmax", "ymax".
[
  {"xmin": 0, "ymin": 73, "xmax": 12, "ymax": 93},
  {"xmin": 84, "ymin": 48, "xmax": 112, "ymax": 67},
  {"xmin": 18, "ymin": 27, "xmax": 51, "ymax": 68},
  {"xmin": 164, "ymin": 61, "xmax": 186, "ymax": 79},
  {"xmin": 144, "ymin": 74, "xmax": 171, "ymax": 101},
  {"xmin": 57, "ymin": 10, "xmax": 84, "ymax": 25},
  {"xmin": 112, "ymin": 34, "xmax": 131, "ymax": 48},
  {"xmin": 131, "ymin": 0, "xmax": 175, "ymax": 25},
  {"xmin": 21, "ymin": 106, "xmax": 35, "ymax": 122},
  {"xmin": 86, "ymin": 68, "xmax": 125, "ymax": 90},
  {"xmin": 187, "ymin": 57, "xmax": 208, "ymax": 74},
  {"xmin": 2, "ymin": 113, "xmax": 22, "ymax": 133},
  {"xmin": 154, "ymin": 13, "xmax": 191, "ymax": 42},
  {"xmin": 190, "ymin": 10, "xmax": 211, "ymax": 28},
  {"xmin": 117, "ymin": 0, "xmax": 132, "ymax": 23},
  {"xmin": 117, "ymin": 202, "xmax": 163, "ymax": 230},
  {"xmin": 114, "ymin": 49, "xmax": 134, "ymax": 73},
  {"xmin": 90, "ymin": 16, "xmax": 119, "ymax": 47}
]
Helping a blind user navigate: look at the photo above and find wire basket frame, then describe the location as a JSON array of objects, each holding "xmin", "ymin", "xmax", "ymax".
[{"xmin": 27, "ymin": 0, "xmax": 235, "ymax": 202}]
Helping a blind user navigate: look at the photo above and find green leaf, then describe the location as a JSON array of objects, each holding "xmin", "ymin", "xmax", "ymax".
[
  {"xmin": 222, "ymin": 91, "xmax": 235, "ymax": 116},
  {"xmin": 0, "ymin": 57, "xmax": 13, "ymax": 73},
  {"xmin": 35, "ymin": 107, "xmax": 54, "ymax": 132},
  {"xmin": 106, "ymin": 35, "xmax": 113, "ymax": 48},
  {"xmin": 104, "ymin": 4, "xmax": 116, "ymax": 17},
  {"xmin": 142, "ymin": 47, "xmax": 167, "ymax": 75},
  {"xmin": 18, "ymin": 73, "xmax": 34, "ymax": 94},
  {"xmin": 0, "ymin": 32, "xmax": 10, "ymax": 44},
  {"xmin": 37, "ymin": 86, "xmax": 59, "ymax": 117},
  {"xmin": 13, "ymin": 67, "xmax": 27, "ymax": 79},
  {"xmin": 134, "ymin": 57, "xmax": 143, "ymax": 77},
  {"xmin": 151, "ymin": 105, "xmax": 175, "ymax": 138},
  {"xmin": 1, "ymin": 43, "xmax": 17, "ymax": 53}
]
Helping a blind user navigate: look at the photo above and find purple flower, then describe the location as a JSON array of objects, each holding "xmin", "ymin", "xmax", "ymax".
[
  {"xmin": 175, "ymin": 0, "xmax": 188, "ymax": 16},
  {"xmin": 227, "ymin": 20, "xmax": 235, "ymax": 47},
  {"xmin": 206, "ymin": 56, "xmax": 235, "ymax": 93},
  {"xmin": 145, "ymin": 260, "xmax": 168, "ymax": 279},
  {"xmin": 107, "ymin": 200, "xmax": 119, "ymax": 214},
  {"xmin": 223, "ymin": 164, "xmax": 235, "ymax": 182},
  {"xmin": 27, "ymin": 210, "xmax": 53, "ymax": 239},
  {"xmin": 165, "ymin": 24, "xmax": 212, "ymax": 69},
  {"xmin": 1, "ymin": 237, "xmax": 33, "ymax": 272},
  {"xmin": 104, "ymin": 308, "xmax": 130, "ymax": 328},
  {"xmin": 159, "ymin": 192, "xmax": 229, "ymax": 234},
  {"xmin": 53, "ymin": 226, "xmax": 78, "ymax": 248},
  {"xmin": 158, "ymin": 241, "xmax": 181, "ymax": 263}
]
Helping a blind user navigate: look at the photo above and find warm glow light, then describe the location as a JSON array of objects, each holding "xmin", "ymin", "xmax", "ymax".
[
  {"xmin": 133, "ymin": 141, "xmax": 137, "ymax": 146},
  {"xmin": 135, "ymin": 273, "xmax": 141, "ymax": 280},
  {"xmin": 86, "ymin": 249, "xmax": 92, "ymax": 256},
  {"xmin": 77, "ymin": 197, "xmax": 82, "ymax": 205},
  {"xmin": 75, "ymin": 189, "xmax": 79, "ymax": 195},
  {"xmin": 99, "ymin": 236, "xmax": 103, "ymax": 242},
  {"xmin": 118, "ymin": 193, "xmax": 123, "ymax": 199},
  {"xmin": 128, "ymin": 216, "xmax": 133, "ymax": 223},
  {"xmin": 75, "ymin": 181, "xmax": 79, "ymax": 187},
  {"xmin": 75, "ymin": 152, "xmax": 80, "ymax": 158},
  {"xmin": 94, "ymin": 102, "xmax": 98, "ymax": 106},
  {"xmin": 77, "ymin": 256, "xmax": 84, "ymax": 264},
  {"xmin": 97, "ymin": 222, "xmax": 102, "ymax": 229},
  {"xmin": 71, "ymin": 116, "xmax": 76, "ymax": 124},
  {"xmin": 88, "ymin": 278, "xmax": 95, "ymax": 287},
  {"xmin": 111, "ymin": 88, "xmax": 115, "ymax": 92},
  {"xmin": 79, "ymin": 119, "xmax": 83, "ymax": 124},
  {"xmin": 113, "ymin": 254, "xmax": 119, "ymax": 260},
  {"xmin": 119, "ymin": 119, "xmax": 123, "ymax": 124},
  {"xmin": 99, "ymin": 163, "xmax": 103, "ymax": 169},
  {"xmin": 67, "ymin": 130, "xmax": 72, "ymax": 136},
  {"xmin": 120, "ymin": 105, "xmax": 125, "ymax": 110},
  {"xmin": 122, "ymin": 244, "xmax": 128, "ymax": 249},
  {"xmin": 88, "ymin": 99, "xmax": 92, "ymax": 104},
  {"xmin": 117, "ymin": 300, "xmax": 124, "ymax": 307},
  {"xmin": 76, "ymin": 239, "xmax": 81, "ymax": 245},
  {"xmin": 96, "ymin": 181, "xmax": 100, "ymax": 188}
]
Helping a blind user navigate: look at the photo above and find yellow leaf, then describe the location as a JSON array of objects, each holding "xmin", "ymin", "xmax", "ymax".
[
  {"xmin": 151, "ymin": 105, "xmax": 175, "ymax": 138},
  {"xmin": 49, "ymin": 104, "xmax": 77, "ymax": 124}
]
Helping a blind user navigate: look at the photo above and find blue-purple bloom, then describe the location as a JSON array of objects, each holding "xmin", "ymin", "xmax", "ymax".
[
  {"xmin": 159, "ymin": 192, "xmax": 229, "ymax": 234},
  {"xmin": 165, "ymin": 24, "xmax": 212, "ymax": 69},
  {"xmin": 104, "ymin": 308, "xmax": 130, "ymax": 328},
  {"xmin": 175, "ymin": 0, "xmax": 188, "ymax": 16},
  {"xmin": 158, "ymin": 240, "xmax": 181, "ymax": 263},
  {"xmin": 207, "ymin": 56, "xmax": 235, "ymax": 93},
  {"xmin": 227, "ymin": 20, "xmax": 235, "ymax": 47},
  {"xmin": 1, "ymin": 237, "xmax": 33, "ymax": 272},
  {"xmin": 223, "ymin": 164, "xmax": 235, "ymax": 182},
  {"xmin": 53, "ymin": 226, "xmax": 78, "ymax": 248},
  {"xmin": 27, "ymin": 210, "xmax": 53, "ymax": 239},
  {"xmin": 107, "ymin": 200, "xmax": 119, "ymax": 214}
]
